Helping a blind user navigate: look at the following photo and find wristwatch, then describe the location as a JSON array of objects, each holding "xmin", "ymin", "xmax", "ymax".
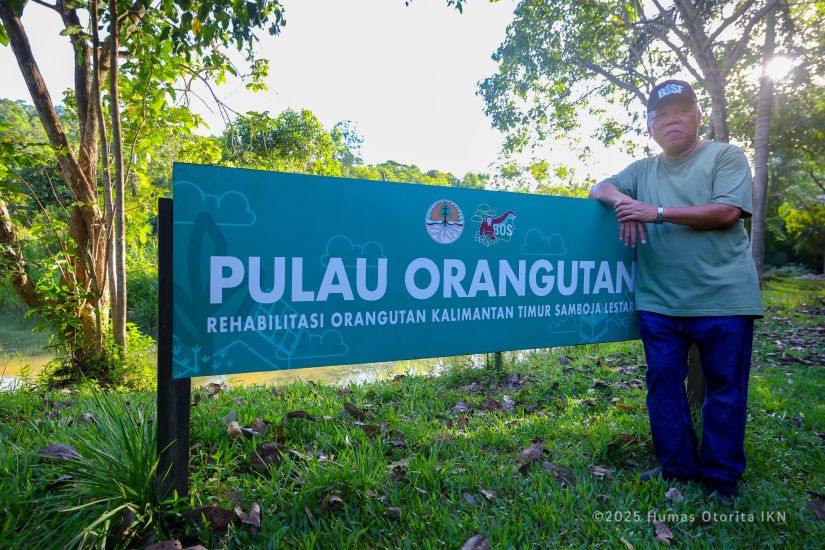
[{"xmin": 656, "ymin": 206, "xmax": 664, "ymax": 224}]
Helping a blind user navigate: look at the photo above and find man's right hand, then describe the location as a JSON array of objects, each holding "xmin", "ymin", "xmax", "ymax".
[
  {"xmin": 589, "ymin": 182, "xmax": 648, "ymax": 247},
  {"xmin": 620, "ymin": 221, "xmax": 647, "ymax": 247}
]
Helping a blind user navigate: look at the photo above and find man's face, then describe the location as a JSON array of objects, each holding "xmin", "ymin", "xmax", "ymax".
[{"xmin": 648, "ymin": 99, "xmax": 701, "ymax": 158}]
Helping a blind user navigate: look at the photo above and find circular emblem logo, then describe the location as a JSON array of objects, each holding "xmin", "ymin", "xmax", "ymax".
[{"xmin": 425, "ymin": 199, "xmax": 464, "ymax": 244}]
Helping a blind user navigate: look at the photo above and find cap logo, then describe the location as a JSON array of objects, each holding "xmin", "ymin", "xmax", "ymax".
[{"xmin": 658, "ymin": 84, "xmax": 684, "ymax": 98}]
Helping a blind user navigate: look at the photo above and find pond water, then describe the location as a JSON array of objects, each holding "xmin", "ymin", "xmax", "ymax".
[{"xmin": 0, "ymin": 351, "xmax": 499, "ymax": 390}]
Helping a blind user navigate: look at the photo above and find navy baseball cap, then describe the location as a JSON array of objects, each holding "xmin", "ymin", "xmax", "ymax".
[{"xmin": 647, "ymin": 80, "xmax": 697, "ymax": 112}]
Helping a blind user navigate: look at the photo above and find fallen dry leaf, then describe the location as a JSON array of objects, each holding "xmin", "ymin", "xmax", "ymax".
[
  {"xmin": 503, "ymin": 373, "xmax": 521, "ymax": 390},
  {"xmin": 283, "ymin": 410, "xmax": 314, "ymax": 421},
  {"xmin": 387, "ymin": 430, "xmax": 407, "ymax": 448},
  {"xmin": 226, "ymin": 420, "xmax": 243, "ymax": 439},
  {"xmin": 652, "ymin": 519, "xmax": 673, "ymax": 544},
  {"xmin": 46, "ymin": 474, "xmax": 75, "ymax": 492},
  {"xmin": 519, "ymin": 441, "xmax": 544, "ymax": 463},
  {"xmin": 236, "ymin": 502, "xmax": 262, "ymax": 536},
  {"xmin": 386, "ymin": 506, "xmax": 405, "ymax": 519},
  {"xmin": 353, "ymin": 422, "xmax": 379, "ymax": 435},
  {"xmin": 304, "ymin": 506, "xmax": 315, "ymax": 524},
  {"xmin": 39, "ymin": 444, "xmax": 81, "ymax": 461},
  {"xmin": 807, "ymin": 500, "xmax": 825, "ymax": 520},
  {"xmin": 452, "ymin": 401, "xmax": 473, "ymax": 413},
  {"xmin": 480, "ymin": 488, "xmax": 496, "ymax": 502},
  {"xmin": 543, "ymin": 462, "xmax": 577, "ymax": 487},
  {"xmin": 343, "ymin": 402, "xmax": 368, "ymax": 420},
  {"xmin": 590, "ymin": 465, "xmax": 613, "ymax": 480},
  {"xmin": 388, "ymin": 471, "xmax": 410, "ymax": 483},
  {"xmin": 481, "ymin": 398, "xmax": 500, "ymax": 411},
  {"xmin": 144, "ymin": 541, "xmax": 182, "ymax": 550},
  {"xmin": 460, "ymin": 534, "xmax": 490, "ymax": 550},
  {"xmin": 242, "ymin": 416, "xmax": 267, "ymax": 437},
  {"xmin": 621, "ymin": 537, "xmax": 635, "ymax": 549},
  {"xmin": 75, "ymin": 412, "xmax": 95, "ymax": 424},
  {"xmin": 665, "ymin": 487, "xmax": 684, "ymax": 502},
  {"xmin": 387, "ymin": 458, "xmax": 409, "ymax": 470},
  {"xmin": 320, "ymin": 494, "xmax": 344, "ymax": 512},
  {"xmin": 221, "ymin": 409, "xmax": 237, "ymax": 427},
  {"xmin": 182, "ymin": 505, "xmax": 238, "ymax": 532},
  {"xmin": 250, "ymin": 443, "xmax": 283, "ymax": 472},
  {"xmin": 113, "ymin": 507, "xmax": 135, "ymax": 540}
]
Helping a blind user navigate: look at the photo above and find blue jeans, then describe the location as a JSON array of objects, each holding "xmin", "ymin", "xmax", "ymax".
[{"xmin": 638, "ymin": 311, "xmax": 754, "ymax": 487}]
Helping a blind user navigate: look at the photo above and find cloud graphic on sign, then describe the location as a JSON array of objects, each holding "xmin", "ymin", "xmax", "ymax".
[
  {"xmin": 280, "ymin": 330, "xmax": 349, "ymax": 360},
  {"xmin": 521, "ymin": 228, "xmax": 567, "ymax": 256},
  {"xmin": 173, "ymin": 181, "xmax": 257, "ymax": 226},
  {"xmin": 321, "ymin": 235, "xmax": 385, "ymax": 268}
]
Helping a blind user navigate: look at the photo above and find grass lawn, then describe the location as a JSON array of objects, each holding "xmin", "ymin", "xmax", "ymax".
[{"xmin": 0, "ymin": 276, "xmax": 822, "ymax": 548}]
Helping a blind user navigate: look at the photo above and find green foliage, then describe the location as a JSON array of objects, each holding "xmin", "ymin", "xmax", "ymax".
[
  {"xmin": 126, "ymin": 241, "xmax": 159, "ymax": 337},
  {"xmin": 221, "ymin": 109, "xmax": 350, "ymax": 176},
  {"xmin": 58, "ymin": 396, "xmax": 161, "ymax": 548},
  {"xmin": 3, "ymin": 393, "xmax": 166, "ymax": 549},
  {"xmin": 37, "ymin": 320, "xmax": 156, "ymax": 391},
  {"xmin": 478, "ymin": 0, "xmax": 660, "ymax": 154},
  {"xmin": 779, "ymin": 200, "xmax": 825, "ymax": 268},
  {"xmin": 0, "ymin": 99, "xmax": 74, "ymax": 208}
]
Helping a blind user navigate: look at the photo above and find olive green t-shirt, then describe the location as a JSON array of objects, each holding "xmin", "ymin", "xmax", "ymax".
[{"xmin": 604, "ymin": 141, "xmax": 762, "ymax": 317}]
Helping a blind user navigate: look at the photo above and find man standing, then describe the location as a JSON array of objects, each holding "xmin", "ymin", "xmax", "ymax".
[{"xmin": 589, "ymin": 80, "xmax": 762, "ymax": 500}]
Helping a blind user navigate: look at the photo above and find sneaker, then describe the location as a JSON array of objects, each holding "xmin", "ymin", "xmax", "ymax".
[
  {"xmin": 704, "ymin": 481, "xmax": 740, "ymax": 502},
  {"xmin": 639, "ymin": 467, "xmax": 662, "ymax": 482}
]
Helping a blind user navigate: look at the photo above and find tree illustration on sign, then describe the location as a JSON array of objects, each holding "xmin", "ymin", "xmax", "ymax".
[
  {"xmin": 440, "ymin": 202, "xmax": 452, "ymax": 224},
  {"xmin": 426, "ymin": 200, "xmax": 464, "ymax": 244}
]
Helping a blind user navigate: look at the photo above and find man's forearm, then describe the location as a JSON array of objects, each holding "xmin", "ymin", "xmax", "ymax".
[
  {"xmin": 659, "ymin": 204, "xmax": 741, "ymax": 230},
  {"xmin": 588, "ymin": 182, "xmax": 628, "ymax": 205}
]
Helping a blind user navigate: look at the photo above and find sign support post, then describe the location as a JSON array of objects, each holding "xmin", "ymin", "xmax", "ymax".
[{"xmin": 156, "ymin": 197, "xmax": 191, "ymax": 499}]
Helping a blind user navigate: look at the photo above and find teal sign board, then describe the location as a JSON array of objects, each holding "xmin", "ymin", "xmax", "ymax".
[{"xmin": 172, "ymin": 163, "xmax": 638, "ymax": 378}]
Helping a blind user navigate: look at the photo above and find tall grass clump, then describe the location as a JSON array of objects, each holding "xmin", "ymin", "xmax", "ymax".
[{"xmin": 34, "ymin": 395, "xmax": 167, "ymax": 549}]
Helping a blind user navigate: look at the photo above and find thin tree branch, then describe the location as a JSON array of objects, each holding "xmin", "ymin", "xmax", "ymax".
[
  {"xmin": 807, "ymin": 168, "xmax": 824, "ymax": 192},
  {"xmin": 124, "ymin": 65, "xmax": 154, "ymax": 180},
  {"xmin": 705, "ymin": 0, "xmax": 759, "ymax": 46},
  {"xmin": 628, "ymin": 0, "xmax": 706, "ymax": 85},
  {"xmin": 649, "ymin": 0, "xmax": 693, "ymax": 45},
  {"xmin": 30, "ymin": 0, "xmax": 58, "ymax": 10},
  {"xmin": 721, "ymin": 0, "xmax": 782, "ymax": 78},
  {"xmin": 573, "ymin": 53, "xmax": 647, "ymax": 105},
  {"xmin": 0, "ymin": 2, "xmax": 93, "ymax": 199}
]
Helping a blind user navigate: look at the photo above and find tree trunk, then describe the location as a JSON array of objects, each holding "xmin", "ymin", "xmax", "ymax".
[
  {"xmin": 751, "ymin": 9, "xmax": 776, "ymax": 282},
  {"xmin": 109, "ymin": 0, "xmax": 127, "ymax": 353},
  {"xmin": 1, "ymin": 1, "xmax": 105, "ymax": 364},
  {"xmin": 705, "ymin": 75, "xmax": 730, "ymax": 144},
  {"xmin": 91, "ymin": 0, "xmax": 117, "ymax": 334}
]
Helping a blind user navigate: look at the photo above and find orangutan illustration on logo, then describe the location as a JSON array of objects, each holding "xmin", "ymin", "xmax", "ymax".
[{"xmin": 472, "ymin": 204, "xmax": 516, "ymax": 246}]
